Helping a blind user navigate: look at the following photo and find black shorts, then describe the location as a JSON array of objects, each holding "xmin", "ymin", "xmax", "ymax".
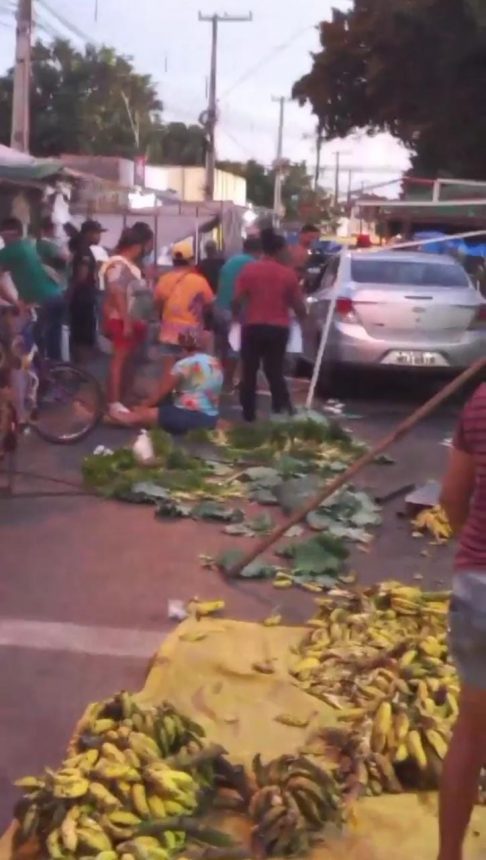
[{"xmin": 70, "ymin": 301, "xmax": 96, "ymax": 346}]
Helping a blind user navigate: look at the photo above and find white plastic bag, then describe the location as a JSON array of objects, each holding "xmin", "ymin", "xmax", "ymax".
[
  {"xmin": 132, "ymin": 429, "xmax": 155, "ymax": 465},
  {"xmin": 228, "ymin": 321, "xmax": 302, "ymax": 354}
]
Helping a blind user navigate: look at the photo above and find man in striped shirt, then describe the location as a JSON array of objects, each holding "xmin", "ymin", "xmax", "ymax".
[{"xmin": 439, "ymin": 384, "xmax": 486, "ymax": 860}]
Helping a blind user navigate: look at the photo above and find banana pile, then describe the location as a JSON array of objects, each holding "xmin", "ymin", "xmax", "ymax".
[
  {"xmin": 14, "ymin": 693, "xmax": 219, "ymax": 860},
  {"xmin": 291, "ymin": 583, "xmax": 457, "ymax": 796},
  {"xmin": 249, "ymin": 755, "xmax": 342, "ymax": 856},
  {"xmin": 412, "ymin": 505, "xmax": 452, "ymax": 542}
]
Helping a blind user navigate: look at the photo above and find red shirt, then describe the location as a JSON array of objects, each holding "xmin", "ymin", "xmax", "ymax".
[
  {"xmin": 454, "ymin": 384, "xmax": 486, "ymax": 570},
  {"xmin": 235, "ymin": 258, "xmax": 302, "ymax": 327}
]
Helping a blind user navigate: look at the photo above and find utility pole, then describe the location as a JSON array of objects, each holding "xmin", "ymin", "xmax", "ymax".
[
  {"xmin": 334, "ymin": 151, "xmax": 341, "ymax": 208},
  {"xmin": 199, "ymin": 11, "xmax": 252, "ymax": 200},
  {"xmin": 11, "ymin": 0, "xmax": 32, "ymax": 152},
  {"xmin": 272, "ymin": 95, "xmax": 288, "ymax": 224},
  {"xmin": 314, "ymin": 127, "xmax": 324, "ymax": 192}
]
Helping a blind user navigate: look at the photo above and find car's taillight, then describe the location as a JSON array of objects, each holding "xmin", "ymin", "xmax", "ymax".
[
  {"xmin": 335, "ymin": 297, "xmax": 355, "ymax": 319},
  {"xmin": 470, "ymin": 305, "xmax": 486, "ymax": 327}
]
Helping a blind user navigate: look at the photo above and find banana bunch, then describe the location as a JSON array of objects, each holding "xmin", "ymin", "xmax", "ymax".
[
  {"xmin": 13, "ymin": 695, "xmax": 215, "ymax": 860},
  {"xmin": 289, "ymin": 582, "xmax": 458, "ymax": 797},
  {"xmin": 249, "ymin": 755, "xmax": 342, "ymax": 856},
  {"xmin": 412, "ymin": 505, "xmax": 452, "ymax": 542}
]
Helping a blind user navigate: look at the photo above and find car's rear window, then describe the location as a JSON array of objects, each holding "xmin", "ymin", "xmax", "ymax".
[{"xmin": 351, "ymin": 259, "xmax": 469, "ymax": 287}]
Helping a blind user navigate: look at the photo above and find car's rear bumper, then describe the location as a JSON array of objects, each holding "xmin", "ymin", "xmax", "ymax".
[{"xmin": 331, "ymin": 324, "xmax": 486, "ymax": 371}]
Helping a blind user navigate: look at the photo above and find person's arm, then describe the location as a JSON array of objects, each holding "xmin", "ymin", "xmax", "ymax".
[
  {"xmin": 154, "ymin": 276, "xmax": 169, "ymax": 313},
  {"xmin": 440, "ymin": 403, "xmax": 476, "ymax": 534},
  {"xmin": 232, "ymin": 267, "xmax": 249, "ymax": 319},
  {"xmin": 288, "ymin": 273, "xmax": 307, "ymax": 321},
  {"xmin": 143, "ymin": 368, "xmax": 179, "ymax": 407}
]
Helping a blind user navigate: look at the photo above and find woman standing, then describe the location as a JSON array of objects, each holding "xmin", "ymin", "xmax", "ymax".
[
  {"xmin": 232, "ymin": 228, "xmax": 306, "ymax": 423},
  {"xmin": 101, "ymin": 225, "xmax": 154, "ymax": 417},
  {"xmin": 155, "ymin": 243, "xmax": 214, "ymax": 375}
]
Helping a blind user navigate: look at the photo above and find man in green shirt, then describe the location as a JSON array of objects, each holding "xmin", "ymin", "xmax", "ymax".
[
  {"xmin": 0, "ymin": 217, "xmax": 64, "ymax": 360},
  {"xmin": 215, "ymin": 235, "xmax": 261, "ymax": 389},
  {"xmin": 37, "ymin": 216, "xmax": 69, "ymax": 290}
]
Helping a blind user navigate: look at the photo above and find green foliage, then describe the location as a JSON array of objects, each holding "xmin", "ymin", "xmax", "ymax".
[{"xmin": 293, "ymin": 0, "xmax": 486, "ymax": 179}]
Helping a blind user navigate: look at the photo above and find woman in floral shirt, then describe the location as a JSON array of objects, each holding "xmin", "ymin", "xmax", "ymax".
[{"xmin": 110, "ymin": 330, "xmax": 223, "ymax": 435}]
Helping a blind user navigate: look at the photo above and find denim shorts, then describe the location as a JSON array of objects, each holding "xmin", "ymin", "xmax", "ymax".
[
  {"xmin": 157, "ymin": 404, "xmax": 217, "ymax": 436},
  {"xmin": 450, "ymin": 572, "xmax": 486, "ymax": 689},
  {"xmin": 159, "ymin": 342, "xmax": 184, "ymax": 358}
]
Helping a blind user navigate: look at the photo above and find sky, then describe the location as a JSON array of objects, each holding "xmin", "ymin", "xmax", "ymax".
[{"xmin": 0, "ymin": 0, "xmax": 410, "ymax": 195}]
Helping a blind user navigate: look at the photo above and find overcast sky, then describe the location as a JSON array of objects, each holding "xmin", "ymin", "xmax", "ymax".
[{"xmin": 0, "ymin": 0, "xmax": 410, "ymax": 194}]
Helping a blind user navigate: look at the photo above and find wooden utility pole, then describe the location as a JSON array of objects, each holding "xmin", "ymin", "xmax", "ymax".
[
  {"xmin": 314, "ymin": 127, "xmax": 324, "ymax": 192},
  {"xmin": 199, "ymin": 11, "xmax": 252, "ymax": 200},
  {"xmin": 11, "ymin": 0, "xmax": 32, "ymax": 152}
]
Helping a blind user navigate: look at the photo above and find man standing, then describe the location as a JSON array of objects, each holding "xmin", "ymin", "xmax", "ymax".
[
  {"xmin": 215, "ymin": 235, "xmax": 261, "ymax": 389},
  {"xmin": 37, "ymin": 216, "xmax": 70, "ymax": 288},
  {"xmin": 439, "ymin": 383, "xmax": 486, "ymax": 860},
  {"xmin": 0, "ymin": 217, "xmax": 63, "ymax": 360},
  {"xmin": 197, "ymin": 239, "xmax": 225, "ymax": 294},
  {"xmin": 68, "ymin": 219, "xmax": 106, "ymax": 362},
  {"xmin": 233, "ymin": 228, "xmax": 306, "ymax": 422},
  {"xmin": 288, "ymin": 223, "xmax": 320, "ymax": 276}
]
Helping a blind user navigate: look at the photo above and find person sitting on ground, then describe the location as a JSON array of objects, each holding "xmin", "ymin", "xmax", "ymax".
[
  {"xmin": 101, "ymin": 224, "xmax": 154, "ymax": 418},
  {"xmin": 110, "ymin": 330, "xmax": 223, "ymax": 435},
  {"xmin": 155, "ymin": 242, "xmax": 214, "ymax": 375},
  {"xmin": 197, "ymin": 239, "xmax": 225, "ymax": 294},
  {"xmin": 0, "ymin": 216, "xmax": 64, "ymax": 360}
]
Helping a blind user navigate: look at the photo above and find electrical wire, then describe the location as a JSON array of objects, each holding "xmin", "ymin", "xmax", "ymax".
[
  {"xmin": 37, "ymin": 0, "xmax": 98, "ymax": 44},
  {"xmin": 220, "ymin": 24, "xmax": 314, "ymax": 101}
]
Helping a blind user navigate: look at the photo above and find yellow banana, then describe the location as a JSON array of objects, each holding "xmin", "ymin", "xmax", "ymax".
[
  {"xmin": 131, "ymin": 783, "xmax": 151, "ymax": 818},
  {"xmin": 406, "ymin": 730, "xmax": 428, "ymax": 770}
]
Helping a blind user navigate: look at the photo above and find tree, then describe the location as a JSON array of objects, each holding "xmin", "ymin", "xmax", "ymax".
[
  {"xmin": 153, "ymin": 123, "xmax": 206, "ymax": 166},
  {"xmin": 293, "ymin": 0, "xmax": 486, "ymax": 179},
  {"xmin": 217, "ymin": 159, "xmax": 318, "ymax": 218},
  {"xmin": 0, "ymin": 38, "xmax": 162, "ymax": 157}
]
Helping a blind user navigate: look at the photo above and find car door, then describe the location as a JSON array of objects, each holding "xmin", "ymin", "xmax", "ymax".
[{"xmin": 303, "ymin": 254, "xmax": 341, "ymax": 362}]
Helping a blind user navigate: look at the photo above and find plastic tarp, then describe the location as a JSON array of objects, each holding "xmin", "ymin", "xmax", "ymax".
[
  {"xmin": 413, "ymin": 231, "xmax": 486, "ymax": 258},
  {"xmin": 2, "ymin": 617, "xmax": 486, "ymax": 859}
]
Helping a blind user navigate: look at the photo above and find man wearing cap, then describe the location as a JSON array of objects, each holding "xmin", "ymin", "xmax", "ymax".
[
  {"xmin": 68, "ymin": 219, "xmax": 106, "ymax": 362},
  {"xmin": 0, "ymin": 216, "xmax": 64, "ymax": 360}
]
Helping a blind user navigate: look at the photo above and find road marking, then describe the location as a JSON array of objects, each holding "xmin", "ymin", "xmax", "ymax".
[{"xmin": 0, "ymin": 618, "xmax": 171, "ymax": 659}]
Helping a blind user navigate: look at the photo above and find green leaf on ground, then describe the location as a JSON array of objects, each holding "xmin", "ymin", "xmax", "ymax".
[
  {"xmin": 155, "ymin": 499, "xmax": 192, "ymax": 519},
  {"xmin": 191, "ymin": 501, "xmax": 244, "ymax": 523},
  {"xmin": 216, "ymin": 548, "xmax": 245, "ymax": 574}
]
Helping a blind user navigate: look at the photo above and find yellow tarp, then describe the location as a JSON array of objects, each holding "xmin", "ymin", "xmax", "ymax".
[{"xmin": 3, "ymin": 617, "xmax": 486, "ymax": 859}]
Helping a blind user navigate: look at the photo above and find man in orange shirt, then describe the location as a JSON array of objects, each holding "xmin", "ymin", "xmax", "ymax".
[{"xmin": 155, "ymin": 243, "xmax": 214, "ymax": 373}]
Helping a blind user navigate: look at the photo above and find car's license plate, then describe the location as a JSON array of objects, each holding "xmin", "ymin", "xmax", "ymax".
[{"xmin": 382, "ymin": 350, "xmax": 446, "ymax": 367}]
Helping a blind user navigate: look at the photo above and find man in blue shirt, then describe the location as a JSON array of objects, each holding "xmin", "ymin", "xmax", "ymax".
[{"xmin": 215, "ymin": 235, "xmax": 261, "ymax": 389}]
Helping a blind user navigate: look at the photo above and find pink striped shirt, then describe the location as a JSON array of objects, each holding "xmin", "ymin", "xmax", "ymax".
[{"xmin": 454, "ymin": 383, "xmax": 486, "ymax": 570}]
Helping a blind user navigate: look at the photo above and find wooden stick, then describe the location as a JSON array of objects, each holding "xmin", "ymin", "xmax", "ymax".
[{"xmin": 228, "ymin": 357, "xmax": 486, "ymax": 578}]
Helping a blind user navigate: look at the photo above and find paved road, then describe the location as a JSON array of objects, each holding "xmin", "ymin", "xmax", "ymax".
[{"xmin": 0, "ymin": 376, "xmax": 464, "ymax": 827}]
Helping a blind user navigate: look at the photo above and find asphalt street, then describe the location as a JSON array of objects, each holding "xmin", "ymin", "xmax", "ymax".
[{"xmin": 0, "ymin": 373, "xmax": 466, "ymax": 827}]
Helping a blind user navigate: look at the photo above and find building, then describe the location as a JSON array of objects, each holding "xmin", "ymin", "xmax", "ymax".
[{"xmin": 144, "ymin": 165, "xmax": 246, "ymax": 205}]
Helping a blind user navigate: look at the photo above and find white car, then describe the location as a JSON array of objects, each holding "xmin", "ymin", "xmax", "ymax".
[{"xmin": 302, "ymin": 249, "xmax": 486, "ymax": 387}]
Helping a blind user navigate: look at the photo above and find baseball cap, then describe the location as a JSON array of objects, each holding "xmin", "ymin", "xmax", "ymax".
[
  {"xmin": 80, "ymin": 219, "xmax": 107, "ymax": 233},
  {"xmin": 172, "ymin": 240, "xmax": 193, "ymax": 261}
]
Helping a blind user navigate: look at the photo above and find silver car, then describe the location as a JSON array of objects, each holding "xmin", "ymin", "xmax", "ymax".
[{"xmin": 302, "ymin": 250, "xmax": 486, "ymax": 384}]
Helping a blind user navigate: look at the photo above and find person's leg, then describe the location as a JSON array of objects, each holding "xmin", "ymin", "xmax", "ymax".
[
  {"xmin": 107, "ymin": 345, "xmax": 130, "ymax": 406},
  {"xmin": 110, "ymin": 405, "xmax": 158, "ymax": 426},
  {"xmin": 43, "ymin": 294, "xmax": 64, "ymax": 361},
  {"xmin": 239, "ymin": 325, "xmax": 261, "ymax": 422},
  {"xmin": 262, "ymin": 326, "xmax": 291, "ymax": 414},
  {"xmin": 158, "ymin": 404, "xmax": 217, "ymax": 435},
  {"xmin": 438, "ymin": 590, "xmax": 486, "ymax": 860},
  {"xmin": 438, "ymin": 685, "xmax": 486, "ymax": 860}
]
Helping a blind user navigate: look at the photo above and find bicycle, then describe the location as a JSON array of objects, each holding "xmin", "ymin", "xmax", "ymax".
[{"xmin": 0, "ymin": 304, "xmax": 104, "ymax": 460}]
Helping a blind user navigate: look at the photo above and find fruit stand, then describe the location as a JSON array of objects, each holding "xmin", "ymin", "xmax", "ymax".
[{"xmin": 4, "ymin": 583, "xmax": 486, "ymax": 860}]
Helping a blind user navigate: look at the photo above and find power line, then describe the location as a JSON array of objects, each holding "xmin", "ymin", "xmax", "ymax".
[
  {"xmin": 220, "ymin": 23, "xmax": 313, "ymax": 101},
  {"xmin": 37, "ymin": 0, "xmax": 97, "ymax": 44}
]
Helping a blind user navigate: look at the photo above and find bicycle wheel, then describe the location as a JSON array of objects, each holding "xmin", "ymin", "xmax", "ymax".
[{"xmin": 31, "ymin": 362, "xmax": 104, "ymax": 444}]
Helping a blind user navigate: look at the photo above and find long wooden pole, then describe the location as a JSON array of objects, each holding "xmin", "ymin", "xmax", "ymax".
[{"xmin": 228, "ymin": 358, "xmax": 486, "ymax": 578}]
